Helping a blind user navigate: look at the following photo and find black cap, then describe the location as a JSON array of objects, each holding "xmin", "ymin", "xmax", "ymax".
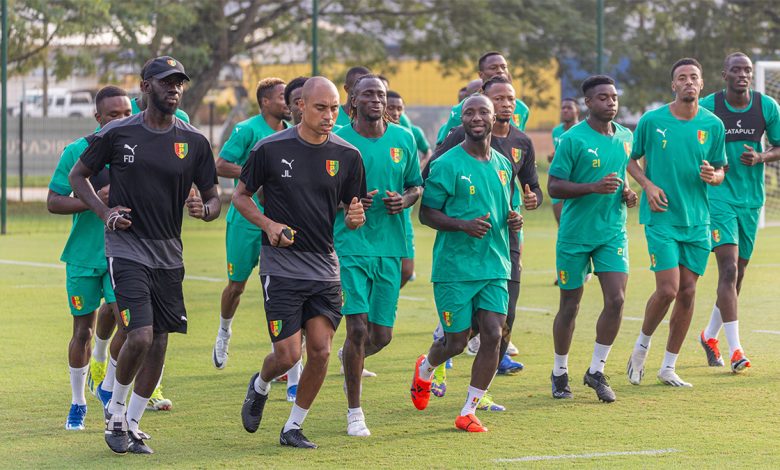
[{"xmin": 141, "ymin": 56, "xmax": 190, "ymax": 81}]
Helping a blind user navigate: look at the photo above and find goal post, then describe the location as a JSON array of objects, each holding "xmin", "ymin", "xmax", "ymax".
[{"xmin": 755, "ymin": 61, "xmax": 780, "ymax": 228}]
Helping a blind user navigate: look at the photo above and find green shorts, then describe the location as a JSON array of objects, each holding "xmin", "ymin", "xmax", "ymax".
[
  {"xmin": 403, "ymin": 207, "xmax": 415, "ymax": 259},
  {"xmin": 433, "ymin": 279, "xmax": 508, "ymax": 333},
  {"xmin": 644, "ymin": 224, "xmax": 711, "ymax": 276},
  {"xmin": 340, "ymin": 255, "xmax": 402, "ymax": 327},
  {"xmin": 556, "ymin": 231, "xmax": 629, "ymax": 290},
  {"xmin": 65, "ymin": 264, "xmax": 116, "ymax": 316},
  {"xmin": 225, "ymin": 221, "xmax": 263, "ymax": 282},
  {"xmin": 709, "ymin": 199, "xmax": 761, "ymax": 260},
  {"xmin": 552, "ymin": 197, "xmax": 562, "ymax": 205}
]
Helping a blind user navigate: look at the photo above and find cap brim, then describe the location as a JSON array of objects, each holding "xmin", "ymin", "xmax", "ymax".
[{"xmin": 151, "ymin": 70, "xmax": 190, "ymax": 81}]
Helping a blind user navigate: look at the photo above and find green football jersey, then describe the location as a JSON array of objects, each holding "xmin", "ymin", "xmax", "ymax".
[
  {"xmin": 49, "ymin": 137, "xmax": 107, "ymax": 269},
  {"xmin": 631, "ymin": 103, "xmax": 727, "ymax": 226},
  {"xmin": 334, "ymin": 123, "xmax": 423, "ymax": 257},
  {"xmin": 437, "ymin": 98, "xmax": 530, "ymax": 144},
  {"xmin": 423, "ymin": 146, "xmax": 519, "ymax": 282},
  {"xmin": 551, "ymin": 123, "xmax": 567, "ymax": 151},
  {"xmin": 411, "ymin": 125, "xmax": 430, "ymax": 154},
  {"xmin": 701, "ymin": 91, "xmax": 780, "ymax": 208},
  {"xmin": 549, "ymin": 120, "xmax": 633, "ymax": 244},
  {"xmin": 335, "ymin": 105, "xmax": 352, "ymax": 128},
  {"xmin": 221, "ymin": 115, "xmax": 288, "ymax": 226},
  {"xmin": 131, "ymin": 98, "xmax": 190, "ymax": 123}
]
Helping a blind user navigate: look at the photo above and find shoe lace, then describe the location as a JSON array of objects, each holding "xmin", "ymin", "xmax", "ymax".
[
  {"xmin": 479, "ymin": 392, "xmax": 494, "ymax": 406},
  {"xmin": 150, "ymin": 386, "xmax": 164, "ymax": 400},
  {"xmin": 705, "ymin": 337, "xmax": 721, "ymax": 358}
]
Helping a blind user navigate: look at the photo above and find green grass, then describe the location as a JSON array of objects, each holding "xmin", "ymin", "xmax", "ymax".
[{"xmin": 2, "ymin": 200, "xmax": 780, "ymax": 468}]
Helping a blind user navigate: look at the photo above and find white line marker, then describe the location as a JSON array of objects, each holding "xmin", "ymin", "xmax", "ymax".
[
  {"xmin": 494, "ymin": 448, "xmax": 680, "ymax": 463},
  {"xmin": 1, "ymin": 258, "xmax": 223, "ymax": 283},
  {"xmin": 517, "ymin": 306, "xmax": 550, "ymax": 313},
  {"xmin": 754, "ymin": 329, "xmax": 780, "ymax": 335},
  {"xmin": 399, "ymin": 295, "xmax": 427, "ymax": 301}
]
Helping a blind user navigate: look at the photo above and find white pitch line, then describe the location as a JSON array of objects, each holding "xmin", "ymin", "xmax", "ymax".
[
  {"xmin": 494, "ymin": 448, "xmax": 680, "ymax": 463},
  {"xmin": 399, "ymin": 295, "xmax": 427, "ymax": 301},
  {"xmin": 754, "ymin": 329, "xmax": 780, "ymax": 335},
  {"xmin": 1, "ymin": 258, "xmax": 222, "ymax": 283},
  {"xmin": 517, "ymin": 306, "xmax": 550, "ymax": 313}
]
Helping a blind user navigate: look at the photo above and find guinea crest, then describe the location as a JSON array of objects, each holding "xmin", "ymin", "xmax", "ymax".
[
  {"xmin": 512, "ymin": 114, "xmax": 521, "ymax": 126},
  {"xmin": 511, "ymin": 147, "xmax": 522, "ymax": 163},
  {"xmin": 697, "ymin": 130, "xmax": 708, "ymax": 145},
  {"xmin": 269, "ymin": 320, "xmax": 282, "ymax": 337},
  {"xmin": 498, "ymin": 169, "xmax": 508, "ymax": 185},
  {"xmin": 442, "ymin": 311, "xmax": 453, "ymax": 327},
  {"xmin": 390, "ymin": 147, "xmax": 403, "ymax": 163},
  {"xmin": 120, "ymin": 309, "xmax": 131, "ymax": 327},
  {"xmin": 712, "ymin": 229, "xmax": 721, "ymax": 243},
  {"xmin": 70, "ymin": 296, "xmax": 83, "ymax": 311},
  {"xmin": 326, "ymin": 159, "xmax": 339, "ymax": 176},
  {"xmin": 174, "ymin": 142, "xmax": 189, "ymax": 159},
  {"xmin": 623, "ymin": 141, "xmax": 632, "ymax": 157}
]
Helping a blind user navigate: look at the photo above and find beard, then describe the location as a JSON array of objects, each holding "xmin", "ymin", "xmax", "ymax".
[{"xmin": 149, "ymin": 92, "xmax": 177, "ymax": 115}]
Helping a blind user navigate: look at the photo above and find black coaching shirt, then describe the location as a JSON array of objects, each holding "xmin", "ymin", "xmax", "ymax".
[
  {"xmin": 427, "ymin": 125, "xmax": 542, "ymax": 281},
  {"xmin": 80, "ymin": 112, "xmax": 218, "ymax": 269},
  {"xmin": 240, "ymin": 126, "xmax": 367, "ymax": 281}
]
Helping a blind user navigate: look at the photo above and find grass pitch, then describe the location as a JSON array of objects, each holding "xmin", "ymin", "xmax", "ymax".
[{"xmin": 1, "ymin": 200, "xmax": 780, "ymax": 468}]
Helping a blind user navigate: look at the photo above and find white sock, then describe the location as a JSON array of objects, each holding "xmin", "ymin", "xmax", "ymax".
[
  {"xmin": 347, "ymin": 406, "xmax": 364, "ymax": 421},
  {"xmin": 92, "ymin": 336, "xmax": 110, "ymax": 363},
  {"xmin": 635, "ymin": 332, "xmax": 652, "ymax": 351},
  {"xmin": 254, "ymin": 374, "xmax": 271, "ymax": 395},
  {"xmin": 704, "ymin": 305, "xmax": 723, "ymax": 340},
  {"xmin": 69, "ymin": 365, "xmax": 89, "ymax": 405},
  {"xmin": 589, "ymin": 343, "xmax": 612, "ymax": 374},
  {"xmin": 108, "ymin": 380, "xmax": 131, "ymax": 416},
  {"xmin": 460, "ymin": 385, "xmax": 485, "ymax": 416},
  {"xmin": 418, "ymin": 356, "xmax": 436, "ymax": 380},
  {"xmin": 287, "ymin": 359, "xmax": 303, "ymax": 387},
  {"xmin": 126, "ymin": 392, "xmax": 149, "ymax": 432},
  {"xmin": 283, "ymin": 404, "xmax": 309, "ymax": 432},
  {"xmin": 723, "ymin": 320, "xmax": 742, "ymax": 355},
  {"xmin": 219, "ymin": 316, "xmax": 233, "ymax": 336},
  {"xmin": 101, "ymin": 357, "xmax": 117, "ymax": 392},
  {"xmin": 552, "ymin": 353, "xmax": 568, "ymax": 377},
  {"xmin": 661, "ymin": 351, "xmax": 678, "ymax": 371}
]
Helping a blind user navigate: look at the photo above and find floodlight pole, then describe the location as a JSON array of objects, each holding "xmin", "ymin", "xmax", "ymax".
[
  {"xmin": 596, "ymin": 0, "xmax": 604, "ymax": 74},
  {"xmin": 312, "ymin": 0, "xmax": 319, "ymax": 76},
  {"xmin": 1, "ymin": 0, "xmax": 8, "ymax": 234}
]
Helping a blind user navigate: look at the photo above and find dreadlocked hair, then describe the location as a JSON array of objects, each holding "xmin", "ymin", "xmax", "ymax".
[{"xmin": 347, "ymin": 74, "xmax": 392, "ymax": 123}]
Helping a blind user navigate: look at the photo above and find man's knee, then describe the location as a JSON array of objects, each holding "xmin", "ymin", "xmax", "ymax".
[
  {"xmin": 226, "ymin": 280, "xmax": 247, "ymax": 297},
  {"xmin": 718, "ymin": 261, "xmax": 738, "ymax": 287},
  {"xmin": 126, "ymin": 327, "xmax": 154, "ymax": 351},
  {"xmin": 346, "ymin": 316, "xmax": 369, "ymax": 344},
  {"xmin": 655, "ymin": 282, "xmax": 679, "ymax": 304},
  {"xmin": 370, "ymin": 327, "xmax": 393, "ymax": 350},
  {"xmin": 604, "ymin": 290, "xmax": 625, "ymax": 313}
]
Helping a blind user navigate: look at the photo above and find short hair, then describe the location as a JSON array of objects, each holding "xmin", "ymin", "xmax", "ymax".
[
  {"xmin": 581, "ymin": 75, "xmax": 616, "ymax": 95},
  {"xmin": 345, "ymin": 66, "xmax": 371, "ymax": 88},
  {"xmin": 386, "ymin": 90, "xmax": 402, "ymax": 100},
  {"xmin": 458, "ymin": 86, "xmax": 467, "ymax": 93},
  {"xmin": 724, "ymin": 52, "xmax": 750, "ymax": 69},
  {"xmin": 348, "ymin": 74, "xmax": 385, "ymax": 119},
  {"xmin": 256, "ymin": 77, "xmax": 285, "ymax": 108},
  {"xmin": 378, "ymin": 74, "xmax": 390, "ymax": 85},
  {"xmin": 561, "ymin": 97, "xmax": 578, "ymax": 105},
  {"xmin": 478, "ymin": 51, "xmax": 504, "ymax": 71},
  {"xmin": 482, "ymin": 75, "xmax": 512, "ymax": 93},
  {"xmin": 95, "ymin": 85, "xmax": 128, "ymax": 108},
  {"xmin": 284, "ymin": 76, "xmax": 309, "ymax": 105},
  {"xmin": 670, "ymin": 58, "xmax": 702, "ymax": 79}
]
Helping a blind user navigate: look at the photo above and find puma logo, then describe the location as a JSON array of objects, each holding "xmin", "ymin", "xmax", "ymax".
[
  {"xmin": 656, "ymin": 128, "xmax": 667, "ymax": 138},
  {"xmin": 123, "ymin": 144, "xmax": 138, "ymax": 154},
  {"xmin": 282, "ymin": 159, "xmax": 294, "ymax": 168},
  {"xmin": 460, "ymin": 175, "xmax": 472, "ymax": 184},
  {"xmin": 587, "ymin": 148, "xmax": 599, "ymax": 157}
]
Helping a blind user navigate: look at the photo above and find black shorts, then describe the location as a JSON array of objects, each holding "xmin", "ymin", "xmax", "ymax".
[
  {"xmin": 261, "ymin": 275, "xmax": 342, "ymax": 342},
  {"xmin": 108, "ymin": 257, "xmax": 187, "ymax": 334}
]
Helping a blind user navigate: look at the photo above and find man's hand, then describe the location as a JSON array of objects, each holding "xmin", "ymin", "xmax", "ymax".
[
  {"xmin": 507, "ymin": 210, "xmax": 523, "ymax": 232},
  {"xmin": 623, "ymin": 185, "xmax": 638, "ymax": 208},
  {"xmin": 462, "ymin": 213, "xmax": 491, "ymax": 238},
  {"xmin": 592, "ymin": 172, "xmax": 622, "ymax": 194},
  {"xmin": 382, "ymin": 190, "xmax": 404, "ymax": 215},
  {"xmin": 345, "ymin": 197, "xmax": 366, "ymax": 229},
  {"xmin": 186, "ymin": 188, "xmax": 205, "ymax": 219},
  {"xmin": 699, "ymin": 159, "xmax": 718, "ymax": 184},
  {"xmin": 97, "ymin": 185, "xmax": 110, "ymax": 206},
  {"xmin": 644, "ymin": 182, "xmax": 668, "ymax": 212},
  {"xmin": 264, "ymin": 220, "xmax": 294, "ymax": 247},
  {"xmin": 740, "ymin": 144, "xmax": 764, "ymax": 166},
  {"xmin": 522, "ymin": 184, "xmax": 538, "ymax": 210},
  {"xmin": 361, "ymin": 189, "xmax": 379, "ymax": 210},
  {"xmin": 103, "ymin": 206, "xmax": 132, "ymax": 231}
]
